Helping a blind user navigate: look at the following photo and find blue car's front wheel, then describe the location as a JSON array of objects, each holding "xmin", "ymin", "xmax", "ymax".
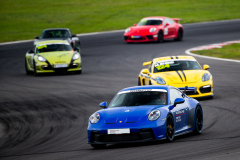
[{"xmin": 166, "ymin": 114, "xmax": 175, "ymax": 141}]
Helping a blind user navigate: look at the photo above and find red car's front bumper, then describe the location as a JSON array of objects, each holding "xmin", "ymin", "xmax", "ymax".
[{"xmin": 124, "ymin": 35, "xmax": 158, "ymax": 42}]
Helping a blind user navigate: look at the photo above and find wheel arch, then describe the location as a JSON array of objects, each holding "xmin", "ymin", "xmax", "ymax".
[{"xmin": 187, "ymin": 103, "xmax": 202, "ymax": 129}]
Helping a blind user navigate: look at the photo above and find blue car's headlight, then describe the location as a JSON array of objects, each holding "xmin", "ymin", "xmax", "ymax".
[
  {"xmin": 148, "ymin": 110, "xmax": 161, "ymax": 121},
  {"xmin": 155, "ymin": 77, "xmax": 166, "ymax": 84},
  {"xmin": 202, "ymin": 73, "xmax": 211, "ymax": 82},
  {"xmin": 38, "ymin": 56, "xmax": 46, "ymax": 62},
  {"xmin": 149, "ymin": 27, "xmax": 156, "ymax": 33},
  {"xmin": 89, "ymin": 113, "xmax": 100, "ymax": 124},
  {"xmin": 72, "ymin": 53, "xmax": 80, "ymax": 60}
]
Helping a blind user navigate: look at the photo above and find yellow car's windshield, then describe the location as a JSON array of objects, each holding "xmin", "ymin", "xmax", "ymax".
[
  {"xmin": 36, "ymin": 44, "xmax": 72, "ymax": 53},
  {"xmin": 154, "ymin": 60, "xmax": 201, "ymax": 73}
]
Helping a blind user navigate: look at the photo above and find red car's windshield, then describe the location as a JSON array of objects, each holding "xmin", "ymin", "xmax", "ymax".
[{"xmin": 137, "ymin": 19, "xmax": 162, "ymax": 26}]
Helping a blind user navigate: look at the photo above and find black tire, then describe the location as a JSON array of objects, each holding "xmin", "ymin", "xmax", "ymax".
[
  {"xmin": 25, "ymin": 59, "xmax": 31, "ymax": 75},
  {"xmin": 174, "ymin": 28, "xmax": 183, "ymax": 41},
  {"xmin": 33, "ymin": 61, "xmax": 38, "ymax": 76},
  {"xmin": 138, "ymin": 77, "xmax": 141, "ymax": 86},
  {"xmin": 166, "ymin": 114, "xmax": 175, "ymax": 141},
  {"xmin": 157, "ymin": 31, "xmax": 163, "ymax": 43},
  {"xmin": 91, "ymin": 144, "xmax": 106, "ymax": 149},
  {"xmin": 193, "ymin": 106, "xmax": 203, "ymax": 134},
  {"xmin": 75, "ymin": 70, "xmax": 82, "ymax": 74}
]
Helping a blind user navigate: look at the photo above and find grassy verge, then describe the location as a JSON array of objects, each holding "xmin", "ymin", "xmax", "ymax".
[
  {"xmin": 1, "ymin": 0, "xmax": 240, "ymax": 42},
  {"xmin": 192, "ymin": 43, "xmax": 240, "ymax": 60}
]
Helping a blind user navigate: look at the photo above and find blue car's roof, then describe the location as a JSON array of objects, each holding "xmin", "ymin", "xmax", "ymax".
[{"xmin": 120, "ymin": 85, "xmax": 170, "ymax": 92}]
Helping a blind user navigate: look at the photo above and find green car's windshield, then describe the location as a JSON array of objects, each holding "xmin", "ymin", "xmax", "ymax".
[
  {"xmin": 36, "ymin": 44, "xmax": 72, "ymax": 53},
  {"xmin": 154, "ymin": 60, "xmax": 201, "ymax": 73},
  {"xmin": 109, "ymin": 91, "xmax": 167, "ymax": 107},
  {"xmin": 137, "ymin": 19, "xmax": 162, "ymax": 26},
  {"xmin": 41, "ymin": 30, "xmax": 70, "ymax": 39}
]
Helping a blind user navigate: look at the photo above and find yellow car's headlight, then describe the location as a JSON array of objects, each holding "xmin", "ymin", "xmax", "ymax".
[
  {"xmin": 155, "ymin": 77, "xmax": 166, "ymax": 84},
  {"xmin": 202, "ymin": 73, "xmax": 211, "ymax": 82}
]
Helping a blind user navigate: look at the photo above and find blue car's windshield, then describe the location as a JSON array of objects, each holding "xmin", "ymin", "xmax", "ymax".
[{"xmin": 109, "ymin": 91, "xmax": 167, "ymax": 107}]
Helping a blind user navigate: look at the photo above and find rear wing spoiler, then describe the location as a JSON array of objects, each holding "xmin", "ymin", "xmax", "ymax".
[
  {"xmin": 171, "ymin": 18, "xmax": 182, "ymax": 23},
  {"xmin": 143, "ymin": 61, "xmax": 152, "ymax": 66}
]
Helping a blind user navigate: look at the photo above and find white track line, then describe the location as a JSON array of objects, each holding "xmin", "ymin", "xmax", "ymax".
[
  {"xmin": 185, "ymin": 40, "xmax": 240, "ymax": 63},
  {"xmin": 1, "ymin": 19, "xmax": 240, "ymax": 46}
]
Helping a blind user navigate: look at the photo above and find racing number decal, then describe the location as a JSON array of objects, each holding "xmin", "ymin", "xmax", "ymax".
[
  {"xmin": 155, "ymin": 61, "xmax": 173, "ymax": 70},
  {"xmin": 156, "ymin": 64, "xmax": 170, "ymax": 70}
]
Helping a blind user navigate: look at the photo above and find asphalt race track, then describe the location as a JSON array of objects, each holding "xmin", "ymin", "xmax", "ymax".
[{"xmin": 1, "ymin": 20, "xmax": 240, "ymax": 160}]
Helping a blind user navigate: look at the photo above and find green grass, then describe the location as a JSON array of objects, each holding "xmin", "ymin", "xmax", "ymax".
[
  {"xmin": 0, "ymin": 0, "xmax": 240, "ymax": 42},
  {"xmin": 192, "ymin": 43, "xmax": 240, "ymax": 60}
]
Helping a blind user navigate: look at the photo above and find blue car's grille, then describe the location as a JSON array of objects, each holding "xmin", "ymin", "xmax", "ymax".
[{"xmin": 91, "ymin": 129, "xmax": 155, "ymax": 143}]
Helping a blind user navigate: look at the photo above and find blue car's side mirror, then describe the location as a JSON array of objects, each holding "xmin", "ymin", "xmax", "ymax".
[
  {"xmin": 173, "ymin": 98, "xmax": 185, "ymax": 107},
  {"xmin": 168, "ymin": 105, "xmax": 174, "ymax": 111},
  {"xmin": 100, "ymin": 102, "xmax": 107, "ymax": 108}
]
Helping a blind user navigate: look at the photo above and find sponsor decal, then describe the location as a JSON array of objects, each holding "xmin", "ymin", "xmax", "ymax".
[
  {"xmin": 176, "ymin": 110, "xmax": 185, "ymax": 116},
  {"xmin": 176, "ymin": 116, "xmax": 181, "ymax": 122},
  {"xmin": 37, "ymin": 45, "xmax": 47, "ymax": 49},
  {"xmin": 125, "ymin": 110, "xmax": 130, "ymax": 112},
  {"xmin": 118, "ymin": 89, "xmax": 167, "ymax": 94}
]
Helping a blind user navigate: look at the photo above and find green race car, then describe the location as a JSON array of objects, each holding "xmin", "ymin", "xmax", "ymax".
[{"xmin": 25, "ymin": 40, "xmax": 82, "ymax": 76}]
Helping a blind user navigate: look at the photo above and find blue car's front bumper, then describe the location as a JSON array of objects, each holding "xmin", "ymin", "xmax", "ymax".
[{"xmin": 87, "ymin": 119, "xmax": 166, "ymax": 144}]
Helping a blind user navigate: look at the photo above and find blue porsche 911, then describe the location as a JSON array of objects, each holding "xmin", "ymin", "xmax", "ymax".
[{"xmin": 87, "ymin": 85, "xmax": 203, "ymax": 148}]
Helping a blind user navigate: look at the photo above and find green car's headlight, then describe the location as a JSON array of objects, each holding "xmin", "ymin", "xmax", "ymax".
[
  {"xmin": 38, "ymin": 56, "xmax": 46, "ymax": 62},
  {"xmin": 72, "ymin": 53, "xmax": 80, "ymax": 60}
]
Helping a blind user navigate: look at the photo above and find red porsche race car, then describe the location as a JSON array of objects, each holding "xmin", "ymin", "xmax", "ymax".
[{"xmin": 124, "ymin": 16, "xmax": 183, "ymax": 43}]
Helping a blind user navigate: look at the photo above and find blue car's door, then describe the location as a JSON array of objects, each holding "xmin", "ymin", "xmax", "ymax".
[{"xmin": 169, "ymin": 88, "xmax": 189, "ymax": 132}]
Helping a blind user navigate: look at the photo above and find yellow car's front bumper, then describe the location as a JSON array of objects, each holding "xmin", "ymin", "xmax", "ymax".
[{"xmin": 151, "ymin": 80, "xmax": 213, "ymax": 98}]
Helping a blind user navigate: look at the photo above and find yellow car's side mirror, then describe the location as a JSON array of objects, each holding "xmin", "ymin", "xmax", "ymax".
[
  {"xmin": 203, "ymin": 64, "xmax": 210, "ymax": 70},
  {"xmin": 143, "ymin": 61, "xmax": 152, "ymax": 66},
  {"xmin": 142, "ymin": 69, "xmax": 150, "ymax": 74}
]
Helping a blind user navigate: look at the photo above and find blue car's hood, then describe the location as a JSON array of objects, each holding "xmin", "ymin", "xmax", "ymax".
[{"xmin": 103, "ymin": 106, "xmax": 157, "ymax": 124}]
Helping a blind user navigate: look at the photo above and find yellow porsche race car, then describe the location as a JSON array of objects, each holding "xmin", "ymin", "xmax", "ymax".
[
  {"xmin": 138, "ymin": 56, "xmax": 213, "ymax": 98},
  {"xmin": 25, "ymin": 40, "xmax": 81, "ymax": 76}
]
